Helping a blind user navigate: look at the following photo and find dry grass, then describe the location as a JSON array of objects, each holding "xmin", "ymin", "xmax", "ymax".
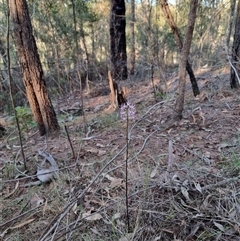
[{"xmin": 1, "ymin": 67, "xmax": 240, "ymax": 241}]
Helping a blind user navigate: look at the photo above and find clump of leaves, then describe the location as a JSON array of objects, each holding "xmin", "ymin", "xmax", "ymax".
[
  {"xmin": 14, "ymin": 105, "xmax": 36, "ymax": 131},
  {"xmin": 230, "ymin": 152, "xmax": 240, "ymax": 175},
  {"xmin": 221, "ymin": 151, "xmax": 240, "ymax": 176},
  {"xmin": 154, "ymin": 89, "xmax": 166, "ymax": 101}
]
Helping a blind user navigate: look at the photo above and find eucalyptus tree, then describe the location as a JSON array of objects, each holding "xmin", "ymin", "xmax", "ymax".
[
  {"xmin": 226, "ymin": 0, "xmax": 236, "ymax": 50},
  {"xmin": 9, "ymin": 0, "xmax": 59, "ymax": 136},
  {"xmin": 129, "ymin": 0, "xmax": 135, "ymax": 75},
  {"xmin": 175, "ymin": 0, "xmax": 198, "ymax": 120},
  {"xmin": 230, "ymin": 0, "xmax": 240, "ymax": 88},
  {"xmin": 110, "ymin": 0, "xmax": 128, "ymax": 81},
  {"xmin": 160, "ymin": 0, "xmax": 200, "ymax": 97}
]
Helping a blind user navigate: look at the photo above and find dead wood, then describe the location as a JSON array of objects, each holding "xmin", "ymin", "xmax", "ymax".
[{"xmin": 108, "ymin": 71, "xmax": 127, "ymax": 109}]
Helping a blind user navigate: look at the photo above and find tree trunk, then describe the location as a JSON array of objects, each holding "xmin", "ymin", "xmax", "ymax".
[
  {"xmin": 175, "ymin": 0, "xmax": 198, "ymax": 120},
  {"xmin": 160, "ymin": 0, "xmax": 200, "ymax": 97},
  {"xmin": 129, "ymin": 0, "xmax": 135, "ymax": 75},
  {"xmin": 230, "ymin": 0, "xmax": 240, "ymax": 88},
  {"xmin": 108, "ymin": 71, "xmax": 127, "ymax": 109},
  {"xmin": 110, "ymin": 0, "xmax": 128, "ymax": 81},
  {"xmin": 108, "ymin": 71, "xmax": 118, "ymax": 109},
  {"xmin": 226, "ymin": 0, "xmax": 237, "ymax": 50},
  {"xmin": 9, "ymin": 0, "xmax": 59, "ymax": 136}
]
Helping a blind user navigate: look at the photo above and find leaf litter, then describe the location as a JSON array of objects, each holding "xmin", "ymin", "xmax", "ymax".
[{"xmin": 1, "ymin": 70, "xmax": 240, "ymax": 240}]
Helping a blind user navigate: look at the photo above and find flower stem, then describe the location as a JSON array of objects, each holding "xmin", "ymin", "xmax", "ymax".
[{"xmin": 125, "ymin": 107, "xmax": 130, "ymax": 232}]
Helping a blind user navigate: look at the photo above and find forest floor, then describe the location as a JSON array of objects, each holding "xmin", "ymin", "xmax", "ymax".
[{"xmin": 1, "ymin": 66, "xmax": 240, "ymax": 241}]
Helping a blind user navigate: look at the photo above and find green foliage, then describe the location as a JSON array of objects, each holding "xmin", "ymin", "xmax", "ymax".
[
  {"xmin": 221, "ymin": 149, "xmax": 240, "ymax": 176},
  {"xmin": 154, "ymin": 89, "xmax": 166, "ymax": 101},
  {"xmin": 90, "ymin": 113, "xmax": 119, "ymax": 130},
  {"xmin": 0, "ymin": 0, "xmax": 233, "ymax": 103},
  {"xmin": 14, "ymin": 106, "xmax": 36, "ymax": 131},
  {"xmin": 72, "ymin": 0, "xmax": 99, "ymax": 23},
  {"xmin": 230, "ymin": 152, "xmax": 240, "ymax": 174}
]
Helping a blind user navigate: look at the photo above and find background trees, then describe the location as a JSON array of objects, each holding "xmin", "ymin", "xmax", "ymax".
[
  {"xmin": 2, "ymin": 1, "xmax": 240, "ymax": 240},
  {"xmin": 0, "ymin": 0, "xmax": 239, "ymax": 114}
]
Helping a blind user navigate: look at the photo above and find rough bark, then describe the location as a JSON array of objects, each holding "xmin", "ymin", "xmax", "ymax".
[
  {"xmin": 9, "ymin": 0, "xmax": 59, "ymax": 136},
  {"xmin": 110, "ymin": 0, "xmax": 128, "ymax": 81},
  {"xmin": 129, "ymin": 0, "xmax": 135, "ymax": 75},
  {"xmin": 175, "ymin": 0, "xmax": 198, "ymax": 120},
  {"xmin": 226, "ymin": 0, "xmax": 237, "ymax": 50},
  {"xmin": 160, "ymin": 0, "xmax": 200, "ymax": 96},
  {"xmin": 230, "ymin": 0, "xmax": 240, "ymax": 88}
]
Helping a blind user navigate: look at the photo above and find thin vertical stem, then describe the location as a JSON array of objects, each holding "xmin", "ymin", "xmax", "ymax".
[{"xmin": 125, "ymin": 107, "xmax": 130, "ymax": 232}]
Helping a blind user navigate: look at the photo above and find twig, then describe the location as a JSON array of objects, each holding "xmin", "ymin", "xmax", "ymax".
[
  {"xmin": 2, "ymin": 164, "xmax": 77, "ymax": 183},
  {"xmin": 64, "ymin": 125, "xmax": 76, "ymax": 161},
  {"xmin": 225, "ymin": 43, "xmax": 240, "ymax": 85},
  {"xmin": 3, "ymin": 181, "xmax": 19, "ymax": 199},
  {"xmin": 106, "ymin": 128, "xmax": 160, "ymax": 176},
  {"xmin": 0, "ymin": 204, "xmax": 43, "ymax": 231},
  {"xmin": 151, "ymin": 64, "xmax": 156, "ymax": 95},
  {"xmin": 39, "ymin": 98, "xmax": 173, "ymax": 240},
  {"xmin": 201, "ymin": 176, "xmax": 240, "ymax": 191},
  {"xmin": 165, "ymin": 140, "xmax": 174, "ymax": 183},
  {"xmin": 81, "ymin": 135, "xmax": 100, "ymax": 140},
  {"xmin": 103, "ymin": 100, "xmax": 172, "ymax": 176},
  {"xmin": 184, "ymin": 147, "xmax": 212, "ymax": 165},
  {"xmin": 39, "ymin": 143, "xmax": 127, "ymax": 241}
]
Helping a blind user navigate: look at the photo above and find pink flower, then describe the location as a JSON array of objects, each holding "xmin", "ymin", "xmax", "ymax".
[{"xmin": 120, "ymin": 102, "xmax": 136, "ymax": 121}]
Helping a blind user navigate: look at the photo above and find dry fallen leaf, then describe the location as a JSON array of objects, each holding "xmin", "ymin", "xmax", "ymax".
[
  {"xmin": 30, "ymin": 194, "xmax": 45, "ymax": 208},
  {"xmin": 72, "ymin": 202, "xmax": 78, "ymax": 215},
  {"xmin": 4, "ymin": 181, "xmax": 19, "ymax": 198},
  {"xmin": 112, "ymin": 212, "xmax": 121, "ymax": 221},
  {"xmin": 150, "ymin": 166, "xmax": 158, "ymax": 178},
  {"xmin": 96, "ymin": 143, "xmax": 105, "ymax": 148},
  {"xmin": 86, "ymin": 147, "xmax": 99, "ymax": 154},
  {"xmin": 82, "ymin": 211, "xmax": 103, "ymax": 221},
  {"xmin": 37, "ymin": 169, "xmax": 54, "ymax": 183},
  {"xmin": 213, "ymin": 222, "xmax": 225, "ymax": 232},
  {"xmin": 37, "ymin": 151, "xmax": 59, "ymax": 183},
  {"xmin": 110, "ymin": 178, "xmax": 124, "ymax": 189},
  {"xmin": 181, "ymin": 186, "xmax": 191, "ymax": 202},
  {"xmin": 193, "ymin": 181, "xmax": 202, "ymax": 194},
  {"xmin": 11, "ymin": 218, "xmax": 35, "ymax": 229},
  {"xmin": 98, "ymin": 150, "xmax": 106, "ymax": 156},
  {"xmin": 119, "ymin": 233, "xmax": 133, "ymax": 241},
  {"xmin": 202, "ymin": 194, "xmax": 212, "ymax": 209},
  {"xmin": 90, "ymin": 227, "xmax": 102, "ymax": 236}
]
